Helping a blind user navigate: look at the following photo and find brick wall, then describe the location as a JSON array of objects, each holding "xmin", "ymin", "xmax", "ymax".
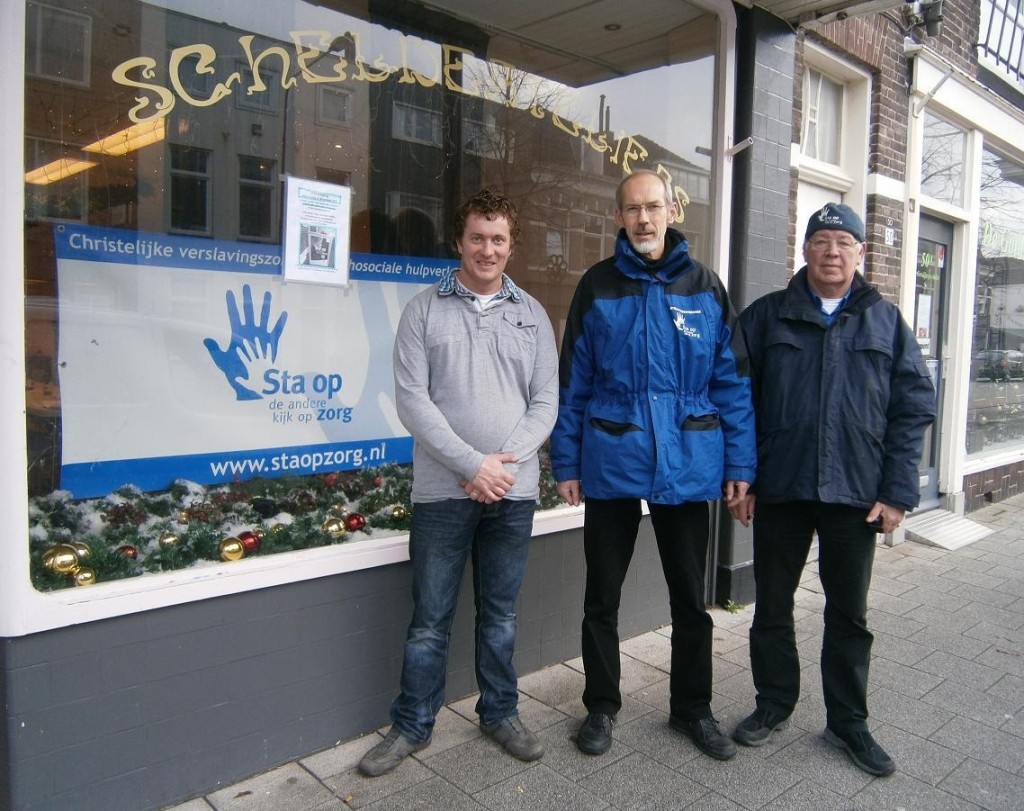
[
  {"xmin": 964, "ymin": 463, "xmax": 1024, "ymax": 512},
  {"xmin": 864, "ymin": 195, "xmax": 903, "ymax": 300}
]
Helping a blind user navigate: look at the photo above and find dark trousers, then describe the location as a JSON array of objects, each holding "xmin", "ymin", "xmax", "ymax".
[
  {"xmin": 581, "ymin": 498, "xmax": 713, "ymax": 721},
  {"xmin": 750, "ymin": 500, "xmax": 877, "ymax": 732}
]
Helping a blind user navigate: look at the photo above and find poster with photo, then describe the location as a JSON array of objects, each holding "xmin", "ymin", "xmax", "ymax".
[{"xmin": 283, "ymin": 177, "xmax": 352, "ymax": 285}]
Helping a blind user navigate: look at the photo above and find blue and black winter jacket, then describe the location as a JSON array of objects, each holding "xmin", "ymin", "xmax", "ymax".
[
  {"xmin": 739, "ymin": 268, "xmax": 936, "ymax": 511},
  {"xmin": 550, "ymin": 228, "xmax": 756, "ymax": 504}
]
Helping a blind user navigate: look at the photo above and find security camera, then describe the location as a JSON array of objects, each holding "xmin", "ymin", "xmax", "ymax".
[{"xmin": 917, "ymin": 0, "xmax": 944, "ymax": 37}]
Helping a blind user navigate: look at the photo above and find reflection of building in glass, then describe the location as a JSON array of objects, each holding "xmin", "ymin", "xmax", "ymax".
[
  {"xmin": 22, "ymin": 0, "xmax": 717, "ymax": 497},
  {"xmin": 967, "ymin": 146, "xmax": 1024, "ymax": 457}
]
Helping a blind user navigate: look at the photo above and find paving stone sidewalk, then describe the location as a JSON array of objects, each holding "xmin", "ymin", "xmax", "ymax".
[{"xmin": 166, "ymin": 495, "xmax": 1024, "ymax": 810}]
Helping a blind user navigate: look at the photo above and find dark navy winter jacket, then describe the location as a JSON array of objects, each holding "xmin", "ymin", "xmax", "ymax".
[
  {"xmin": 550, "ymin": 228, "xmax": 756, "ymax": 504},
  {"xmin": 739, "ymin": 268, "xmax": 936, "ymax": 511}
]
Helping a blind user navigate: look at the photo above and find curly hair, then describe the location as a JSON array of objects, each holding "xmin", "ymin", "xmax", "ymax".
[{"xmin": 451, "ymin": 189, "xmax": 521, "ymax": 252}]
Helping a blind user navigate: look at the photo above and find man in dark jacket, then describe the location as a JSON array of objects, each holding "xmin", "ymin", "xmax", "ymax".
[
  {"xmin": 551, "ymin": 169, "xmax": 756, "ymax": 761},
  {"xmin": 731, "ymin": 202, "xmax": 935, "ymax": 777}
]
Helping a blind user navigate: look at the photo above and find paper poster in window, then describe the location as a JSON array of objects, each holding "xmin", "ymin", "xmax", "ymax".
[{"xmin": 283, "ymin": 176, "xmax": 352, "ymax": 285}]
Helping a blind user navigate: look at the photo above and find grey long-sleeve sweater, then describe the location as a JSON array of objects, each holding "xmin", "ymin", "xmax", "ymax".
[{"xmin": 393, "ymin": 278, "xmax": 559, "ymax": 503}]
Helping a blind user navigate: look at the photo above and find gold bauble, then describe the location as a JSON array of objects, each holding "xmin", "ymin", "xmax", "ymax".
[
  {"xmin": 270, "ymin": 523, "xmax": 287, "ymax": 533},
  {"xmin": 73, "ymin": 568, "xmax": 96, "ymax": 586},
  {"xmin": 391, "ymin": 505, "xmax": 409, "ymax": 521},
  {"xmin": 322, "ymin": 516, "xmax": 347, "ymax": 538},
  {"xmin": 219, "ymin": 538, "xmax": 245, "ymax": 561},
  {"xmin": 43, "ymin": 544, "xmax": 81, "ymax": 575},
  {"xmin": 71, "ymin": 541, "xmax": 91, "ymax": 560},
  {"xmin": 158, "ymin": 531, "xmax": 180, "ymax": 549}
]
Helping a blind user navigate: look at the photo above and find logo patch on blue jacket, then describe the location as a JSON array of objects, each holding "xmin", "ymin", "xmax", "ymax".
[{"xmin": 670, "ymin": 307, "xmax": 702, "ymax": 338}]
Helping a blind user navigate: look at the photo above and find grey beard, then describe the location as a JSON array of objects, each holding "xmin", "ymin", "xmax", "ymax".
[{"xmin": 634, "ymin": 238, "xmax": 660, "ymax": 255}]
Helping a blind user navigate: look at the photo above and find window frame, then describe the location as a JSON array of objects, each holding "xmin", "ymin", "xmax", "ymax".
[
  {"xmin": 793, "ymin": 43, "xmax": 870, "ymax": 197},
  {"xmin": 316, "ymin": 85, "xmax": 354, "ymax": 128},
  {"xmin": 802, "ymin": 67, "xmax": 844, "ymax": 166},
  {"xmin": 237, "ymin": 154, "xmax": 277, "ymax": 242},
  {"xmin": 25, "ymin": 0, "xmax": 91, "ymax": 87},
  {"xmin": 168, "ymin": 143, "xmax": 213, "ymax": 236},
  {"xmin": 24, "ymin": 137, "xmax": 90, "ymax": 222},
  {"xmin": 391, "ymin": 100, "xmax": 443, "ymax": 147},
  {"xmin": 792, "ymin": 44, "xmax": 871, "ymax": 272},
  {"xmin": 4, "ymin": 0, "xmax": 740, "ymax": 636}
]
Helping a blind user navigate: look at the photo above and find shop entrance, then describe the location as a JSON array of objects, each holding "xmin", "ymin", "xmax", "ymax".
[{"xmin": 915, "ymin": 215, "xmax": 952, "ymax": 509}]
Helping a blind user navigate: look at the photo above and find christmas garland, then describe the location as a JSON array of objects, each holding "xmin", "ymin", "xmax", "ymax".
[{"xmin": 30, "ymin": 450, "xmax": 565, "ymax": 591}]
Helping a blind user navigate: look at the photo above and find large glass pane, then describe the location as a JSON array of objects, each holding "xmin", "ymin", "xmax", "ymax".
[
  {"xmin": 967, "ymin": 145, "xmax": 1024, "ymax": 456},
  {"xmin": 24, "ymin": 0, "xmax": 720, "ymax": 589},
  {"xmin": 802, "ymin": 68, "xmax": 842, "ymax": 164},
  {"xmin": 921, "ymin": 110, "xmax": 966, "ymax": 206}
]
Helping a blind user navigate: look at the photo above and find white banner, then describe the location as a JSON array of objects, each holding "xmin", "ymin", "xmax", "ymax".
[{"xmin": 53, "ymin": 224, "xmax": 457, "ymax": 498}]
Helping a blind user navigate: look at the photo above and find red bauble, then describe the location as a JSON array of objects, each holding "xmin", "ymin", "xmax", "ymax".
[
  {"xmin": 373, "ymin": 476, "xmax": 383, "ymax": 487},
  {"xmin": 238, "ymin": 530, "xmax": 261, "ymax": 554},
  {"xmin": 116, "ymin": 544, "xmax": 138, "ymax": 559},
  {"xmin": 344, "ymin": 512, "xmax": 367, "ymax": 532},
  {"xmin": 324, "ymin": 472, "xmax": 339, "ymax": 487}
]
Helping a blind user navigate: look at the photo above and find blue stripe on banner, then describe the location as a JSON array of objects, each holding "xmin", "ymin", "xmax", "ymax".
[
  {"xmin": 54, "ymin": 223, "xmax": 283, "ymax": 274},
  {"xmin": 53, "ymin": 224, "xmax": 455, "ymax": 284},
  {"xmin": 348, "ymin": 253, "xmax": 458, "ymax": 285},
  {"xmin": 60, "ymin": 437, "xmax": 415, "ymax": 499}
]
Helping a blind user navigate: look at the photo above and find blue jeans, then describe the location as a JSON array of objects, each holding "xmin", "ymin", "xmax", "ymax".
[{"xmin": 390, "ymin": 498, "xmax": 536, "ymax": 742}]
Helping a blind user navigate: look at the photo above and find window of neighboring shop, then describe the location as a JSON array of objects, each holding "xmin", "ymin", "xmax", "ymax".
[
  {"xmin": 793, "ymin": 45, "xmax": 870, "ymax": 271},
  {"xmin": 802, "ymin": 68, "xmax": 843, "ymax": 165},
  {"xmin": 966, "ymin": 145, "xmax": 1024, "ymax": 457},
  {"xmin": 20, "ymin": 0, "xmax": 727, "ymax": 598},
  {"xmin": 921, "ymin": 110, "xmax": 966, "ymax": 207}
]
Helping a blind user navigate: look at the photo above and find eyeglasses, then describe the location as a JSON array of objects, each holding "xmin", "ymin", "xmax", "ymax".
[
  {"xmin": 807, "ymin": 237, "xmax": 861, "ymax": 253},
  {"xmin": 621, "ymin": 203, "xmax": 667, "ymax": 218}
]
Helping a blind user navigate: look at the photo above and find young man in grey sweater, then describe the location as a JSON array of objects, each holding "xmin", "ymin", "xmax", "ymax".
[{"xmin": 359, "ymin": 189, "xmax": 559, "ymax": 777}]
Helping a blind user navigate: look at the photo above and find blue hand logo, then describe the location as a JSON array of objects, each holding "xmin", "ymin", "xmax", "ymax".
[{"xmin": 204, "ymin": 284, "xmax": 288, "ymax": 401}]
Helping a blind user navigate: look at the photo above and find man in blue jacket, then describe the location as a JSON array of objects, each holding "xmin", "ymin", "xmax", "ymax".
[
  {"xmin": 550, "ymin": 169, "xmax": 756, "ymax": 760},
  {"xmin": 731, "ymin": 202, "xmax": 935, "ymax": 777}
]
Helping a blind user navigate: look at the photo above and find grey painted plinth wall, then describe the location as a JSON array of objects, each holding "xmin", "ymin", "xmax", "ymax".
[
  {"xmin": 717, "ymin": 5, "xmax": 796, "ymax": 607},
  {"xmin": 1, "ymin": 519, "xmax": 671, "ymax": 811}
]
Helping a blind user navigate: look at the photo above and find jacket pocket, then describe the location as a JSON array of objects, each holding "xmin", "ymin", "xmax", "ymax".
[
  {"xmin": 853, "ymin": 331, "xmax": 895, "ymax": 357},
  {"xmin": 590, "ymin": 417, "xmax": 641, "ymax": 436},
  {"xmin": 682, "ymin": 413, "xmax": 720, "ymax": 431}
]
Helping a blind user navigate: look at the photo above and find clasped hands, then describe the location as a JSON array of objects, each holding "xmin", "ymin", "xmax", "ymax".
[{"xmin": 460, "ymin": 452, "xmax": 518, "ymax": 503}]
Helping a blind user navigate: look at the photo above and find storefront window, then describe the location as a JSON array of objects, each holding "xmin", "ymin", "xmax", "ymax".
[
  {"xmin": 921, "ymin": 110, "xmax": 966, "ymax": 206},
  {"xmin": 967, "ymin": 145, "xmax": 1024, "ymax": 457},
  {"xmin": 24, "ymin": 0, "xmax": 721, "ymax": 590}
]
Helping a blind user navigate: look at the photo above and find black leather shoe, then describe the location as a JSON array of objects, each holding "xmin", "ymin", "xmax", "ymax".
[
  {"xmin": 670, "ymin": 715, "xmax": 737, "ymax": 760},
  {"xmin": 732, "ymin": 707, "xmax": 790, "ymax": 746},
  {"xmin": 824, "ymin": 727, "xmax": 895, "ymax": 776},
  {"xmin": 576, "ymin": 712, "xmax": 615, "ymax": 755}
]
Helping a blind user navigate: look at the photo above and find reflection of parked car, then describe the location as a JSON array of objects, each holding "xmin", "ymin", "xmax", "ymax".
[{"xmin": 974, "ymin": 349, "xmax": 1024, "ymax": 380}]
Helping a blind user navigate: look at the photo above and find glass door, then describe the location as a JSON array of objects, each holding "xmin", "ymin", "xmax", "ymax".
[{"xmin": 915, "ymin": 216, "xmax": 952, "ymax": 509}]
